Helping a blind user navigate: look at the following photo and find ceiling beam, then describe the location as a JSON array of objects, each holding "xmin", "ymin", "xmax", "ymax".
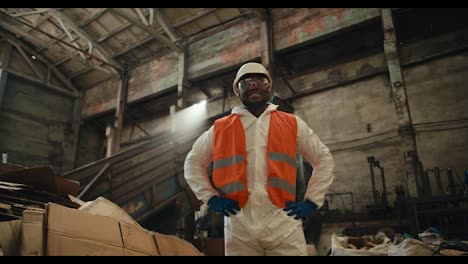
[
  {"xmin": 70, "ymin": 65, "xmax": 93, "ymax": 79},
  {"xmin": 154, "ymin": 8, "xmax": 180, "ymax": 43},
  {"xmin": 56, "ymin": 15, "xmax": 88, "ymax": 61},
  {"xmin": 53, "ymin": 49, "xmax": 116, "ymax": 77},
  {"xmin": 135, "ymin": 8, "xmax": 149, "ymax": 25},
  {"xmin": 148, "ymin": 8, "xmax": 154, "ymax": 25},
  {"xmin": 21, "ymin": 12, "xmax": 52, "ymax": 36},
  {"xmin": 0, "ymin": 13, "xmax": 89, "ymax": 78},
  {"xmin": 0, "ymin": 29, "xmax": 79, "ymax": 93},
  {"xmin": 14, "ymin": 44, "xmax": 44, "ymax": 80},
  {"xmin": 78, "ymin": 8, "xmax": 107, "ymax": 27},
  {"xmin": 31, "ymin": 13, "xmax": 51, "ymax": 27},
  {"xmin": 49, "ymin": 9, "xmax": 122, "ymax": 74},
  {"xmin": 6, "ymin": 68, "xmax": 77, "ymax": 97},
  {"xmin": 111, "ymin": 35, "xmax": 154, "ymax": 58},
  {"xmin": 0, "ymin": 12, "xmax": 85, "ymax": 66},
  {"xmin": 53, "ymin": 55, "xmax": 71, "ymax": 66},
  {"xmin": 109, "ymin": 8, "xmax": 182, "ymax": 54},
  {"xmin": 11, "ymin": 8, "xmax": 51, "ymax": 17},
  {"xmin": 30, "ymin": 25, "xmax": 118, "ymax": 78},
  {"xmin": 12, "ymin": 11, "xmax": 51, "ymax": 36},
  {"xmin": 36, "ymin": 31, "xmax": 67, "ymax": 54},
  {"xmin": 99, "ymin": 8, "xmax": 214, "ymax": 58},
  {"xmin": 1, "ymin": 11, "xmax": 117, "ymax": 82},
  {"xmin": 172, "ymin": 8, "xmax": 216, "ymax": 27},
  {"xmin": 0, "ymin": 12, "xmax": 47, "ymax": 46},
  {"xmin": 97, "ymin": 22, "xmax": 132, "ymax": 43}
]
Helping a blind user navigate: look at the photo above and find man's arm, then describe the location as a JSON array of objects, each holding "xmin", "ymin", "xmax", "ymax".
[
  {"xmin": 296, "ymin": 116, "xmax": 335, "ymax": 208},
  {"xmin": 184, "ymin": 126, "xmax": 219, "ymax": 203}
]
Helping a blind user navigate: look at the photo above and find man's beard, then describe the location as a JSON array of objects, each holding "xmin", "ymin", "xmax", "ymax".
[{"xmin": 241, "ymin": 98, "xmax": 269, "ymax": 108}]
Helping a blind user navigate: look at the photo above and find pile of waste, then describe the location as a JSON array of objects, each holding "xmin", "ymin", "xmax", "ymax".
[{"xmin": 331, "ymin": 227, "xmax": 468, "ymax": 256}]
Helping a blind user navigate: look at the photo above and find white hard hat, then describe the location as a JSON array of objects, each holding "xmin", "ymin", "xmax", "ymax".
[{"xmin": 232, "ymin": 62, "xmax": 272, "ymax": 96}]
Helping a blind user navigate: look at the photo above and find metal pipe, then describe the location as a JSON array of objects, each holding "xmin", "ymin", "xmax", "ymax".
[
  {"xmin": 416, "ymin": 160, "xmax": 424, "ymax": 197},
  {"xmin": 434, "ymin": 167, "xmax": 444, "ymax": 196},
  {"xmin": 367, "ymin": 156, "xmax": 379, "ymax": 207},
  {"xmin": 78, "ymin": 163, "xmax": 110, "ymax": 199},
  {"xmin": 447, "ymin": 168, "xmax": 456, "ymax": 195},
  {"xmin": 379, "ymin": 166, "xmax": 388, "ymax": 208},
  {"xmin": 422, "ymin": 170, "xmax": 432, "ymax": 197}
]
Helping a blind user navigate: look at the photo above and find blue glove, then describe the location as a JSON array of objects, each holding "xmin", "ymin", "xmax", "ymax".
[
  {"xmin": 283, "ymin": 200, "xmax": 318, "ymax": 220},
  {"xmin": 207, "ymin": 196, "xmax": 240, "ymax": 217}
]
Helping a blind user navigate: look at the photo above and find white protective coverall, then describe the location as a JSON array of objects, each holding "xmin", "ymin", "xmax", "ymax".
[{"xmin": 184, "ymin": 103, "xmax": 335, "ymax": 256}]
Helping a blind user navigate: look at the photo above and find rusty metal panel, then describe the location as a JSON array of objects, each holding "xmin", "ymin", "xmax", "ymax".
[
  {"xmin": 112, "ymin": 162, "xmax": 174, "ymax": 200},
  {"xmin": 74, "ymin": 70, "xmax": 112, "ymax": 90},
  {"xmin": 187, "ymin": 18, "xmax": 261, "ymax": 80},
  {"xmin": 82, "ymin": 149, "xmax": 175, "ymax": 200},
  {"xmin": 273, "ymin": 8, "xmax": 380, "ymax": 51},
  {"xmin": 111, "ymin": 142, "xmax": 172, "ymax": 175},
  {"xmin": 152, "ymin": 176, "xmax": 178, "ymax": 205},
  {"xmin": 400, "ymin": 29, "xmax": 468, "ymax": 66},
  {"xmin": 288, "ymin": 53, "xmax": 387, "ymax": 97},
  {"xmin": 120, "ymin": 193, "xmax": 150, "ymax": 219},
  {"xmin": 81, "ymin": 78, "xmax": 119, "ymax": 118},
  {"xmin": 127, "ymin": 51, "xmax": 179, "ymax": 102},
  {"xmin": 111, "ymin": 147, "xmax": 174, "ymax": 189}
]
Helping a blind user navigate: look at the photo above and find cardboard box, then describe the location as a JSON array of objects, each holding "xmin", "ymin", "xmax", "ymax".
[
  {"xmin": 154, "ymin": 232, "xmax": 203, "ymax": 256},
  {"xmin": 21, "ymin": 209, "xmax": 45, "ymax": 256},
  {"xmin": 120, "ymin": 222, "xmax": 159, "ymax": 256},
  {"xmin": 45, "ymin": 203, "xmax": 164, "ymax": 256},
  {"xmin": 0, "ymin": 219, "xmax": 22, "ymax": 256},
  {"xmin": 28, "ymin": 202, "xmax": 203, "ymax": 256},
  {"xmin": 47, "ymin": 233, "xmax": 124, "ymax": 256},
  {"xmin": 46, "ymin": 203, "xmax": 124, "ymax": 256}
]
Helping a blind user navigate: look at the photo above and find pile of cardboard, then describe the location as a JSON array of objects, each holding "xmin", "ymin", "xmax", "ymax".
[
  {"xmin": 0, "ymin": 164, "xmax": 203, "ymax": 256},
  {"xmin": 0, "ymin": 165, "xmax": 80, "ymax": 222},
  {"xmin": 2, "ymin": 198, "xmax": 203, "ymax": 256}
]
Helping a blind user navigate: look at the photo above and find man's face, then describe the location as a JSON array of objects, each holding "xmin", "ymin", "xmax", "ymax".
[{"xmin": 237, "ymin": 74, "xmax": 271, "ymax": 107}]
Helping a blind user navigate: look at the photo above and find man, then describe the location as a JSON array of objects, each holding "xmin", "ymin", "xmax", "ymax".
[{"xmin": 184, "ymin": 62, "xmax": 335, "ymax": 256}]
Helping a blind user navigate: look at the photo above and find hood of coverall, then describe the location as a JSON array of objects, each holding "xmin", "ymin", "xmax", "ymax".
[{"xmin": 232, "ymin": 62, "xmax": 273, "ymax": 96}]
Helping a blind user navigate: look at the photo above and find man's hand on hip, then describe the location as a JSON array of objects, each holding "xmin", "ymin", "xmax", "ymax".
[
  {"xmin": 283, "ymin": 200, "xmax": 318, "ymax": 220},
  {"xmin": 207, "ymin": 196, "xmax": 240, "ymax": 217}
]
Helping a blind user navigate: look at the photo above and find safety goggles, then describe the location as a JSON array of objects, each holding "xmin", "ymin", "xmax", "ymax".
[{"xmin": 238, "ymin": 76, "xmax": 270, "ymax": 91}]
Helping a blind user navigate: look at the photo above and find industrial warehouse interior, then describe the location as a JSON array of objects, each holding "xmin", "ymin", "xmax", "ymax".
[{"xmin": 0, "ymin": 8, "xmax": 467, "ymax": 256}]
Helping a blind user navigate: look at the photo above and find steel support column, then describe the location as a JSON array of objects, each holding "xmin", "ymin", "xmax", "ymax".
[{"xmin": 381, "ymin": 8, "xmax": 419, "ymax": 197}]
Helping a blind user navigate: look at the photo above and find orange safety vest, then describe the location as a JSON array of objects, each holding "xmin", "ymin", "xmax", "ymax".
[{"xmin": 213, "ymin": 110, "xmax": 298, "ymax": 208}]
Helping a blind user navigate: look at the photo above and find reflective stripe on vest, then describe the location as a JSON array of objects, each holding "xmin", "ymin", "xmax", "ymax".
[
  {"xmin": 268, "ymin": 177, "xmax": 296, "ymax": 196},
  {"xmin": 213, "ymin": 155, "xmax": 244, "ymax": 170},
  {"xmin": 213, "ymin": 114, "xmax": 249, "ymax": 207},
  {"xmin": 217, "ymin": 181, "xmax": 247, "ymax": 196},
  {"xmin": 269, "ymin": 152, "xmax": 297, "ymax": 168},
  {"xmin": 267, "ymin": 111, "xmax": 298, "ymax": 208},
  {"xmin": 213, "ymin": 155, "xmax": 247, "ymax": 196}
]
